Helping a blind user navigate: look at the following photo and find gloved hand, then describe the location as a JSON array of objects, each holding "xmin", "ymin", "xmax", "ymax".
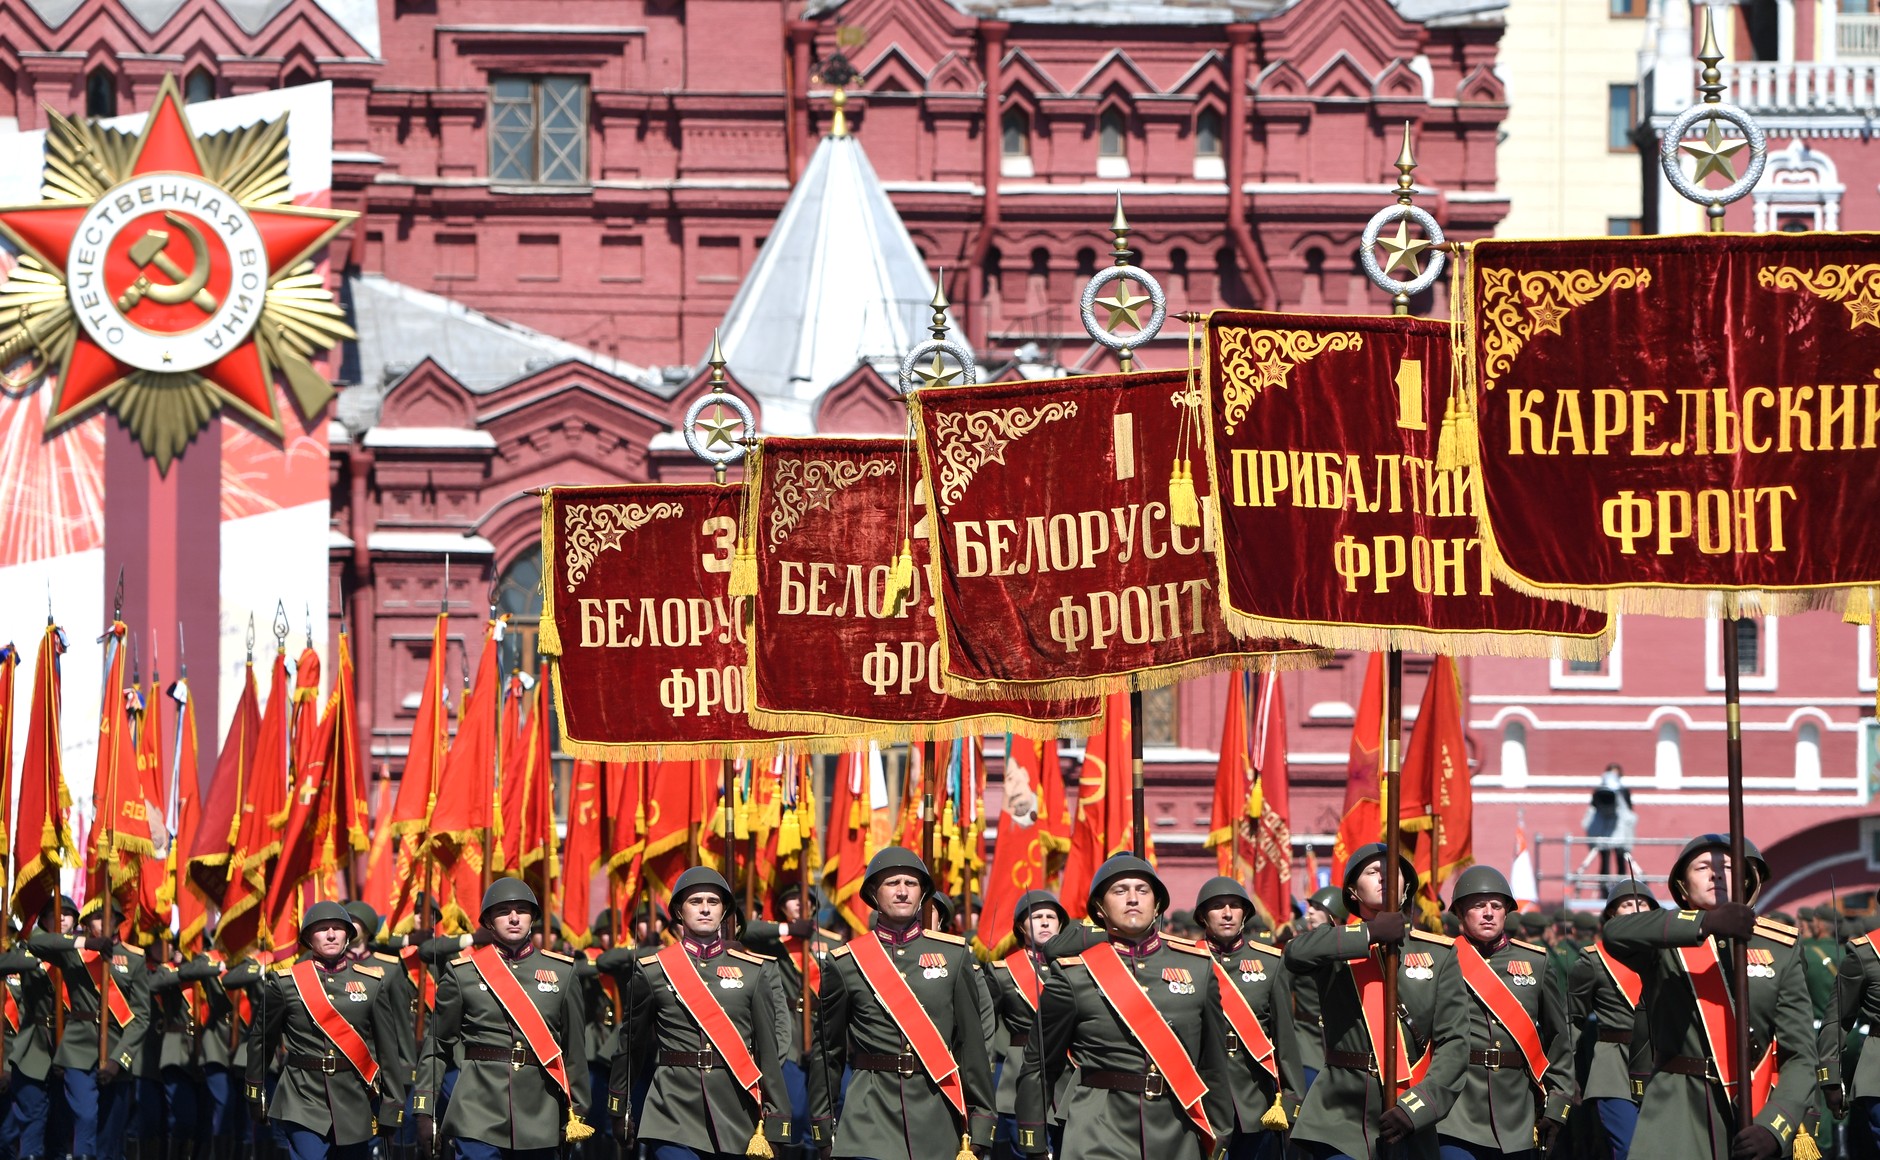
[
  {"xmin": 99, "ymin": 1057, "xmax": 122, "ymax": 1084},
  {"xmin": 1825, "ymin": 1083, "xmax": 1847, "ymax": 1120},
  {"xmin": 1537, "ymin": 1115, "xmax": 1564, "ymax": 1152},
  {"xmin": 471, "ymin": 928, "xmax": 499, "ymax": 948},
  {"xmin": 787, "ymin": 919, "xmax": 816, "ymax": 939},
  {"xmin": 1730, "ymin": 1125, "xmax": 1782, "ymax": 1160},
  {"xmin": 417, "ymin": 1113, "xmax": 436, "ymax": 1156},
  {"xmin": 613, "ymin": 1115, "xmax": 635, "ymax": 1149},
  {"xmin": 248, "ymin": 1098, "xmax": 268, "ymax": 1125},
  {"xmin": 1700, "ymin": 903, "xmax": 1757, "ymax": 941},
  {"xmin": 1367, "ymin": 912, "xmax": 1409, "ymax": 947},
  {"xmin": 1379, "ymin": 1104, "xmax": 1416, "ymax": 1144}
]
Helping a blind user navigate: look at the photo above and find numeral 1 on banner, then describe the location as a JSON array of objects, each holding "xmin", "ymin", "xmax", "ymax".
[{"xmin": 1395, "ymin": 358, "xmax": 1425, "ymax": 431}]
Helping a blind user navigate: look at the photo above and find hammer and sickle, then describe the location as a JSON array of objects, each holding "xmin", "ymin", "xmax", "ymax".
[{"xmin": 115, "ymin": 211, "xmax": 218, "ymax": 315}]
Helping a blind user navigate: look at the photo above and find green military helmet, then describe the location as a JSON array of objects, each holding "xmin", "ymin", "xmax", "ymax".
[
  {"xmin": 1307, "ymin": 886, "xmax": 1348, "ymax": 923},
  {"xmin": 1767, "ymin": 909, "xmax": 1794, "ymax": 928},
  {"xmin": 1602, "ymin": 876, "xmax": 1657, "ymax": 921},
  {"xmin": 1342, "ymin": 842, "xmax": 1420, "ymax": 915},
  {"xmin": 932, "ymin": 892, "xmax": 955, "ymax": 929},
  {"xmin": 591, "ymin": 909, "xmax": 616, "ymax": 937},
  {"xmin": 1666, "ymin": 833, "xmax": 1769, "ymax": 908},
  {"xmin": 1011, "ymin": 890, "xmax": 1070, "ymax": 945},
  {"xmin": 771, "ymin": 880, "xmax": 825, "ymax": 917},
  {"xmin": 1194, "ymin": 876, "xmax": 1255, "ymax": 919},
  {"xmin": 859, "ymin": 847, "xmax": 935, "ymax": 910},
  {"xmin": 669, "ymin": 867, "xmax": 742, "ymax": 930},
  {"xmin": 1572, "ymin": 910, "xmax": 1598, "ymax": 934},
  {"xmin": 1446, "ymin": 864, "xmax": 1517, "ymax": 914},
  {"xmin": 1519, "ymin": 911, "xmax": 1550, "ymax": 937},
  {"xmin": 299, "ymin": 900, "xmax": 356, "ymax": 947},
  {"xmin": 343, "ymin": 901, "xmax": 381, "ymax": 941},
  {"xmin": 1085, "ymin": 853, "xmax": 1169, "ymax": 919},
  {"xmin": 479, "ymin": 876, "xmax": 541, "ymax": 925}
]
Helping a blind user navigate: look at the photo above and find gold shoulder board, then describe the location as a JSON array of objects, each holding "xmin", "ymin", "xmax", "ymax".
[
  {"xmin": 1409, "ymin": 930, "xmax": 1455, "ymax": 947},
  {"xmin": 352, "ymin": 963, "xmax": 385, "ymax": 978}
]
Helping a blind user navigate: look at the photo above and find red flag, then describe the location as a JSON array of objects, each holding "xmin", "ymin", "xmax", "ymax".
[
  {"xmin": 560, "ymin": 759, "xmax": 603, "ymax": 947},
  {"xmin": 1061, "ymin": 693, "xmax": 1134, "ymax": 920},
  {"xmin": 388, "ymin": 614, "xmax": 449, "ymax": 934},
  {"xmin": 976, "ymin": 736, "xmax": 1052, "ymax": 958},
  {"xmin": 129, "ymin": 680, "xmax": 169, "ymax": 937},
  {"xmin": 0, "ymin": 644, "xmax": 17, "ymax": 874},
  {"xmin": 1401, "ymin": 656, "xmax": 1472, "ymax": 914},
  {"xmin": 823, "ymin": 744, "xmax": 871, "ymax": 936},
  {"xmin": 289, "ymin": 647, "xmax": 323, "ymax": 801},
  {"xmin": 220, "ymin": 648, "xmax": 292, "ymax": 955},
  {"xmin": 187, "ymin": 662, "xmax": 260, "ymax": 908},
  {"xmin": 1331, "ymin": 654, "xmax": 1385, "ymax": 883},
  {"xmin": 603, "ymin": 760, "xmax": 644, "ymax": 905},
  {"xmin": 1250, "ymin": 672, "xmax": 1293, "ymax": 925},
  {"xmin": 643, "ymin": 759, "xmax": 712, "ymax": 903},
  {"xmin": 430, "ymin": 619, "xmax": 502, "ymax": 931},
  {"xmin": 165, "ymin": 677, "xmax": 205, "ymax": 952},
  {"xmin": 362, "ymin": 771, "xmax": 399, "ymax": 920},
  {"xmin": 328, "ymin": 633, "xmax": 368, "ymax": 862},
  {"xmin": 1205, "ymin": 674, "xmax": 1251, "ymax": 876},
  {"xmin": 11, "ymin": 626, "xmax": 73, "ymax": 925},
  {"xmin": 498, "ymin": 677, "xmax": 557, "ymax": 900},
  {"xmin": 89, "ymin": 623, "xmax": 146, "ymax": 926},
  {"xmin": 269, "ymin": 642, "xmax": 367, "ymax": 948}
]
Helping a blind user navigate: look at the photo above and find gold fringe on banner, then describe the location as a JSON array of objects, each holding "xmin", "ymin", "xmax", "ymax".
[
  {"xmin": 537, "ymin": 492, "xmax": 563, "ymax": 658},
  {"xmin": 729, "ymin": 442, "xmax": 763, "ymax": 598},
  {"xmin": 1212, "ymin": 604, "xmax": 1613, "ymax": 663},
  {"xmin": 934, "ymin": 646, "xmax": 1330, "ymax": 704},
  {"xmin": 741, "ymin": 706, "xmax": 1097, "ymax": 750},
  {"xmin": 1434, "ymin": 245, "xmax": 1480, "ymax": 474}
]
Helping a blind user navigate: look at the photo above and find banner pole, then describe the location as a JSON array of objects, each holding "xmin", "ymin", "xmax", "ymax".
[{"xmin": 921, "ymin": 740, "xmax": 937, "ymax": 926}]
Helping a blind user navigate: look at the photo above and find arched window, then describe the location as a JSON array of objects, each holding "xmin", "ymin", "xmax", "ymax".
[
  {"xmin": 1001, "ymin": 108, "xmax": 1030, "ymax": 157},
  {"xmin": 1500, "ymin": 721, "xmax": 1529, "ymax": 784},
  {"xmin": 1654, "ymin": 720, "xmax": 1683, "ymax": 785},
  {"xmin": 1195, "ymin": 107, "xmax": 1223, "ymax": 157},
  {"xmin": 1795, "ymin": 722, "xmax": 1822, "ymax": 788},
  {"xmin": 184, "ymin": 68, "xmax": 216, "ymax": 105},
  {"xmin": 86, "ymin": 69, "xmax": 116, "ymax": 118},
  {"xmin": 1098, "ymin": 108, "xmax": 1126, "ymax": 157},
  {"xmin": 496, "ymin": 542, "xmax": 545, "ymax": 676}
]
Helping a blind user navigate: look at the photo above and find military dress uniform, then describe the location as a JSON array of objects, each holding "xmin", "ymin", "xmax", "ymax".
[
  {"xmin": 1568, "ymin": 878, "xmax": 1658, "ymax": 1160},
  {"xmin": 415, "ymin": 881, "xmax": 590, "ymax": 1160},
  {"xmin": 28, "ymin": 925, "xmax": 151, "ymax": 1160},
  {"xmin": 1193, "ymin": 877, "xmax": 1304, "ymax": 1160},
  {"xmin": 1822, "ymin": 929, "xmax": 1880, "ymax": 1157},
  {"xmin": 247, "ymin": 903, "xmax": 409, "ymax": 1160},
  {"xmin": 145, "ymin": 954, "xmax": 219, "ymax": 1154},
  {"xmin": 1296, "ymin": 888, "xmax": 1351, "ymax": 1094},
  {"xmin": 1016, "ymin": 856, "xmax": 1235, "ymax": 1160},
  {"xmin": 809, "ymin": 848, "xmax": 996, "ymax": 1160},
  {"xmin": 1601, "ymin": 836, "xmax": 1818, "ymax": 1160},
  {"xmin": 1284, "ymin": 846, "xmax": 1469, "ymax": 1160},
  {"xmin": 743, "ymin": 890, "xmax": 844, "ymax": 1159},
  {"xmin": 985, "ymin": 891, "xmax": 1073, "ymax": 1160},
  {"xmin": 204, "ymin": 953, "xmax": 265, "ymax": 1150},
  {"xmin": 0, "ymin": 938, "xmax": 59, "ymax": 1160}
]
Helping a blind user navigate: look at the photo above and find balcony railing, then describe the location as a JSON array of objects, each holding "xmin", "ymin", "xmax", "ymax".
[
  {"xmin": 1840, "ymin": 13, "xmax": 1880, "ymax": 59},
  {"xmin": 1720, "ymin": 59, "xmax": 1880, "ymax": 114}
]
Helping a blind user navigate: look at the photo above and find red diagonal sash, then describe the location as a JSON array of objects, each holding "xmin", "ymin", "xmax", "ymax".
[
  {"xmin": 781, "ymin": 934, "xmax": 823, "ymax": 995},
  {"xmin": 468, "ymin": 946, "xmax": 572, "ymax": 1100},
  {"xmin": 1081, "ymin": 943, "xmax": 1214, "ymax": 1147},
  {"xmin": 655, "ymin": 945, "xmax": 763, "ymax": 1103},
  {"xmin": 1209, "ymin": 960, "xmax": 1277, "ymax": 1081},
  {"xmin": 1676, "ymin": 940, "xmax": 1780, "ymax": 1112},
  {"xmin": 1345, "ymin": 951, "xmax": 1431, "ymax": 1089},
  {"xmin": 1594, "ymin": 939, "xmax": 1643, "ymax": 1010},
  {"xmin": 290, "ymin": 962, "xmax": 381, "ymax": 1085},
  {"xmin": 1003, "ymin": 951, "xmax": 1041, "ymax": 1011},
  {"xmin": 80, "ymin": 950, "xmax": 134, "ymax": 1028},
  {"xmin": 847, "ymin": 935, "xmax": 965, "ymax": 1116},
  {"xmin": 4, "ymin": 984, "xmax": 18, "ymax": 1033},
  {"xmin": 1453, "ymin": 943, "xmax": 1548, "ymax": 1091}
]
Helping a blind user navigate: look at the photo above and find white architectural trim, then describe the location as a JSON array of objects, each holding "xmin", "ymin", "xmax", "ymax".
[
  {"xmin": 1705, "ymin": 615, "xmax": 1779, "ymax": 692},
  {"xmin": 1550, "ymin": 614, "xmax": 1623, "ymax": 689}
]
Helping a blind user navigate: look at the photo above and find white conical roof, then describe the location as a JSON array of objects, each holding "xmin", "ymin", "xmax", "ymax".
[{"xmin": 717, "ymin": 132, "xmax": 952, "ymax": 434}]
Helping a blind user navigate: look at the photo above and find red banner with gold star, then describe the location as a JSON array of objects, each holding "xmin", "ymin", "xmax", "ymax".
[
  {"xmin": 1201, "ymin": 309, "xmax": 1610, "ymax": 656},
  {"xmin": 1457, "ymin": 234, "xmax": 1880, "ymax": 618},
  {"xmin": 743, "ymin": 436, "xmax": 1099, "ymax": 742},
  {"xmin": 912, "ymin": 369, "xmax": 1323, "ymax": 697},
  {"xmin": 540, "ymin": 483, "xmax": 831, "ymax": 758}
]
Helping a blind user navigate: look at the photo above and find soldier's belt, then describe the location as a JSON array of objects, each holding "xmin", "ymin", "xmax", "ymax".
[
  {"xmin": 658, "ymin": 1050, "xmax": 725, "ymax": 1070},
  {"xmin": 1660, "ymin": 1055, "xmax": 1721, "ymax": 1081},
  {"xmin": 852, "ymin": 1051, "xmax": 922, "ymax": 1077},
  {"xmin": 1325, "ymin": 1049, "xmax": 1380, "ymax": 1074},
  {"xmin": 464, "ymin": 1043, "xmax": 538, "ymax": 1069},
  {"xmin": 1009, "ymin": 1033, "xmax": 1029, "ymax": 1048},
  {"xmin": 1468, "ymin": 1049, "xmax": 1514, "ymax": 1070},
  {"xmin": 1081, "ymin": 1069, "xmax": 1168, "ymax": 1099},
  {"xmin": 65, "ymin": 1009, "xmax": 100, "ymax": 1023},
  {"xmin": 1597, "ymin": 1030, "xmax": 1633, "ymax": 1044},
  {"xmin": 288, "ymin": 1052, "xmax": 351, "ymax": 1076}
]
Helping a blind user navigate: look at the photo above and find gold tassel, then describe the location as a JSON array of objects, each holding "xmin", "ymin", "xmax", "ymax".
[
  {"xmin": 1260, "ymin": 1100, "xmax": 1289, "ymax": 1130},
  {"xmin": 1434, "ymin": 390, "xmax": 1476, "ymax": 473},
  {"xmin": 778, "ymin": 810, "xmax": 801, "ymax": 856},
  {"xmin": 734, "ymin": 796, "xmax": 752, "ymax": 841},
  {"xmin": 881, "ymin": 539, "xmax": 915, "ymax": 613},
  {"xmin": 954, "ymin": 1134, "xmax": 975, "ymax": 1160},
  {"xmin": 1168, "ymin": 460, "xmax": 1201, "ymax": 527},
  {"xmin": 745, "ymin": 1123, "xmax": 774, "ymax": 1158},
  {"xmin": 1794, "ymin": 1124, "xmax": 1822, "ymax": 1160},
  {"xmin": 565, "ymin": 1114, "xmax": 595, "ymax": 1143},
  {"xmin": 1844, "ymin": 586, "xmax": 1874, "ymax": 626},
  {"xmin": 849, "ymin": 800, "xmax": 862, "ymax": 829},
  {"xmin": 729, "ymin": 543, "xmax": 759, "ymax": 598},
  {"xmin": 1245, "ymin": 781, "xmax": 1263, "ymax": 821}
]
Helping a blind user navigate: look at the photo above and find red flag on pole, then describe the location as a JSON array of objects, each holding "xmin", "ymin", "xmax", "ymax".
[
  {"xmin": 823, "ymin": 743, "xmax": 871, "ymax": 936},
  {"xmin": 0, "ymin": 644, "xmax": 17, "ymax": 879},
  {"xmin": 329, "ymin": 633, "xmax": 368, "ymax": 865},
  {"xmin": 430, "ymin": 619, "xmax": 502, "ymax": 931},
  {"xmin": 165, "ymin": 676, "xmax": 204, "ymax": 953},
  {"xmin": 1250, "ymin": 672, "xmax": 1293, "ymax": 925},
  {"xmin": 499, "ymin": 677, "xmax": 556, "ymax": 899},
  {"xmin": 89, "ymin": 622, "xmax": 143, "ymax": 928},
  {"xmin": 11, "ymin": 626, "xmax": 73, "ymax": 926},
  {"xmin": 560, "ymin": 759, "xmax": 605, "ymax": 947},
  {"xmin": 389, "ymin": 613, "xmax": 449, "ymax": 934},
  {"xmin": 1205, "ymin": 673, "xmax": 1251, "ymax": 876},
  {"xmin": 1061, "ymin": 692, "xmax": 1134, "ymax": 920},
  {"xmin": 187, "ymin": 662, "xmax": 260, "ymax": 910},
  {"xmin": 1401, "ymin": 656, "xmax": 1472, "ymax": 915},
  {"xmin": 129, "ymin": 679, "xmax": 168, "ymax": 937},
  {"xmin": 1331, "ymin": 653, "xmax": 1385, "ymax": 883},
  {"xmin": 220, "ymin": 648, "xmax": 291, "ymax": 956},
  {"xmin": 976, "ymin": 735, "xmax": 1052, "ymax": 958}
]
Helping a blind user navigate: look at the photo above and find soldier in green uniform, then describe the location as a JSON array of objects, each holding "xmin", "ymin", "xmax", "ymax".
[
  {"xmin": 1194, "ymin": 876, "xmax": 1301, "ymax": 1160},
  {"xmin": 146, "ymin": 947, "xmax": 218, "ymax": 1160},
  {"xmin": 1818, "ymin": 904, "xmax": 1880, "ymax": 1157},
  {"xmin": 1285, "ymin": 842, "xmax": 1468, "ymax": 1160},
  {"xmin": 415, "ymin": 879, "xmax": 591, "ymax": 1160},
  {"xmin": 29, "ymin": 900, "xmax": 151, "ymax": 1160},
  {"xmin": 245, "ymin": 902, "xmax": 406, "ymax": 1160},
  {"xmin": 0, "ymin": 901, "xmax": 65, "ymax": 1160},
  {"xmin": 809, "ymin": 847, "xmax": 995, "ymax": 1160},
  {"xmin": 985, "ymin": 890, "xmax": 1069, "ymax": 1160},
  {"xmin": 1016, "ymin": 854, "xmax": 1234, "ymax": 1160},
  {"xmin": 573, "ymin": 910, "xmax": 625, "ymax": 1152},
  {"xmin": 1797, "ymin": 908, "xmax": 1839, "ymax": 1026},
  {"xmin": 608, "ymin": 867, "xmax": 787, "ymax": 1159},
  {"xmin": 1294, "ymin": 886, "xmax": 1347, "ymax": 1093},
  {"xmin": 1603, "ymin": 834, "xmax": 1817, "ymax": 1160},
  {"xmin": 744, "ymin": 884, "xmax": 844, "ymax": 1160},
  {"xmin": 1570, "ymin": 878, "xmax": 1657, "ymax": 1160},
  {"xmin": 1435, "ymin": 866, "xmax": 1575, "ymax": 1158},
  {"xmin": 1548, "ymin": 911, "xmax": 1583, "ymax": 999}
]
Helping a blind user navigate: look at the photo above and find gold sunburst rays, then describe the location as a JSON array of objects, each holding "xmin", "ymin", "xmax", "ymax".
[{"xmin": 0, "ymin": 255, "xmax": 77, "ymax": 387}]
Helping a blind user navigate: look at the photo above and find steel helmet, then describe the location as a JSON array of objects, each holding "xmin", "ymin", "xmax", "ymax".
[
  {"xmin": 479, "ymin": 877, "xmax": 542, "ymax": 925},
  {"xmin": 859, "ymin": 847, "xmax": 935, "ymax": 910},
  {"xmin": 1085, "ymin": 853, "xmax": 1169, "ymax": 919},
  {"xmin": 1342, "ymin": 842, "xmax": 1420, "ymax": 915},
  {"xmin": 1667, "ymin": 834, "xmax": 1768, "ymax": 908},
  {"xmin": 299, "ymin": 900, "xmax": 356, "ymax": 947},
  {"xmin": 1194, "ymin": 876, "xmax": 1255, "ymax": 918},
  {"xmin": 669, "ymin": 867, "xmax": 742, "ymax": 929},
  {"xmin": 1011, "ymin": 890, "xmax": 1070, "ymax": 945},
  {"xmin": 1446, "ymin": 865, "xmax": 1518, "ymax": 914}
]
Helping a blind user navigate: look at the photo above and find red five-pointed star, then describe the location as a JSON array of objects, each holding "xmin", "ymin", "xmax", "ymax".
[{"xmin": 0, "ymin": 82, "xmax": 350, "ymax": 431}]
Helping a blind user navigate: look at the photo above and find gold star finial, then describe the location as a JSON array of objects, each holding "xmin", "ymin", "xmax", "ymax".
[
  {"xmin": 697, "ymin": 405, "xmax": 743, "ymax": 451},
  {"xmin": 1098, "ymin": 278, "xmax": 1152, "ymax": 332},
  {"xmin": 1377, "ymin": 219, "xmax": 1433, "ymax": 278},
  {"xmin": 1682, "ymin": 117, "xmax": 1747, "ymax": 185},
  {"xmin": 913, "ymin": 350, "xmax": 961, "ymax": 390}
]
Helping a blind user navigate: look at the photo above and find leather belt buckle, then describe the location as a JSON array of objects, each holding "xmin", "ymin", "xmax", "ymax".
[
  {"xmin": 699, "ymin": 1051, "xmax": 713, "ymax": 1072},
  {"xmin": 511, "ymin": 1043, "xmax": 527, "ymax": 1071},
  {"xmin": 1482, "ymin": 1047, "xmax": 1502, "ymax": 1069},
  {"xmin": 1225, "ymin": 1031, "xmax": 1240, "ymax": 1058},
  {"xmin": 321, "ymin": 1054, "xmax": 340, "ymax": 1076},
  {"xmin": 897, "ymin": 1053, "xmax": 918, "ymax": 1078},
  {"xmin": 1143, "ymin": 1070, "xmax": 1167, "ymax": 1100}
]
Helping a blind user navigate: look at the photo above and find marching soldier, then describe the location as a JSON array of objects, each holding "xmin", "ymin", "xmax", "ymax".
[
  {"xmin": 1569, "ymin": 877, "xmax": 1656, "ymax": 1160},
  {"xmin": 1017, "ymin": 854, "xmax": 1234, "ymax": 1160},
  {"xmin": 609, "ymin": 867, "xmax": 788, "ymax": 1158},
  {"xmin": 147, "ymin": 947, "xmax": 219, "ymax": 1160},
  {"xmin": 810, "ymin": 847, "xmax": 996, "ymax": 1160},
  {"xmin": 985, "ymin": 890, "xmax": 1070, "ymax": 1159},
  {"xmin": 1436, "ymin": 865, "xmax": 1575, "ymax": 1157},
  {"xmin": 1193, "ymin": 877, "xmax": 1300, "ymax": 1160},
  {"xmin": 29, "ymin": 902, "xmax": 152, "ymax": 1160},
  {"xmin": 575, "ymin": 910, "xmax": 625, "ymax": 1147},
  {"xmin": 1602, "ymin": 834, "xmax": 1817, "ymax": 1160},
  {"xmin": 246, "ymin": 901, "xmax": 407, "ymax": 1159},
  {"xmin": 415, "ymin": 879, "xmax": 592, "ymax": 1160},
  {"xmin": 1818, "ymin": 898, "xmax": 1880, "ymax": 1157},
  {"xmin": 209, "ymin": 950, "xmax": 269, "ymax": 1160},
  {"xmin": 1284, "ymin": 842, "xmax": 1468, "ymax": 1160},
  {"xmin": 743, "ymin": 884, "xmax": 844, "ymax": 1160},
  {"xmin": 1798, "ymin": 909, "xmax": 1839, "ymax": 1025},
  {"xmin": 1295, "ymin": 886, "xmax": 1348, "ymax": 1093},
  {"xmin": 0, "ymin": 904, "xmax": 63, "ymax": 1160}
]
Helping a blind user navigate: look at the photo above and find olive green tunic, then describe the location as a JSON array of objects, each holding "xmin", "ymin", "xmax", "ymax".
[
  {"xmin": 985, "ymin": 951, "xmax": 1073, "ymax": 1122},
  {"xmin": 27, "ymin": 930, "xmax": 150, "ymax": 1072},
  {"xmin": 1602, "ymin": 909, "xmax": 1818, "ymax": 1159},
  {"xmin": 1433, "ymin": 937, "xmax": 1576, "ymax": 1152},
  {"xmin": 1283, "ymin": 924, "xmax": 1469, "ymax": 1160},
  {"xmin": 415, "ymin": 945, "xmax": 590, "ymax": 1150},
  {"xmin": 808, "ymin": 927, "xmax": 996, "ymax": 1159},
  {"xmin": 610, "ymin": 942, "xmax": 788, "ymax": 1153},
  {"xmin": 1799, "ymin": 936, "xmax": 1839, "ymax": 1023},
  {"xmin": 1207, "ymin": 936, "xmax": 1304, "ymax": 1133},
  {"xmin": 1569, "ymin": 942, "xmax": 1652, "ymax": 1104},
  {"xmin": 1824, "ymin": 935, "xmax": 1880, "ymax": 1099},
  {"xmin": 1016, "ymin": 934, "xmax": 1235, "ymax": 1160},
  {"xmin": 0, "ymin": 944, "xmax": 58, "ymax": 1081},
  {"xmin": 247, "ymin": 959, "xmax": 409, "ymax": 1144},
  {"xmin": 743, "ymin": 921, "xmax": 845, "ymax": 1057}
]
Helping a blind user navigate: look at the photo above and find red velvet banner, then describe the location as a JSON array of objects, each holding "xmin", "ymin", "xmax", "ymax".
[
  {"xmin": 912, "ymin": 369, "xmax": 1323, "ymax": 697},
  {"xmin": 1463, "ymin": 234, "xmax": 1880, "ymax": 617},
  {"xmin": 743, "ymin": 437, "xmax": 1099, "ymax": 740},
  {"xmin": 540, "ymin": 483, "xmax": 826, "ymax": 757},
  {"xmin": 1201, "ymin": 310, "xmax": 1610, "ymax": 656}
]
